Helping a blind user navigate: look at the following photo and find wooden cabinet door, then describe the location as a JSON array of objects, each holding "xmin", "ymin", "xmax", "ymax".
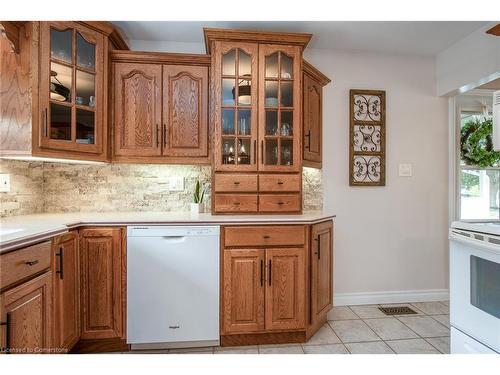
[
  {"xmin": 258, "ymin": 44, "xmax": 302, "ymax": 172},
  {"xmin": 303, "ymin": 73, "xmax": 322, "ymax": 165},
  {"xmin": 39, "ymin": 22, "xmax": 105, "ymax": 155},
  {"xmin": 310, "ymin": 221, "xmax": 333, "ymax": 324},
  {"xmin": 0, "ymin": 272, "xmax": 52, "ymax": 354},
  {"xmin": 113, "ymin": 63, "xmax": 162, "ymax": 157},
  {"xmin": 265, "ymin": 248, "xmax": 305, "ymax": 331},
  {"xmin": 80, "ymin": 228, "xmax": 124, "ymax": 340},
  {"xmin": 213, "ymin": 41, "xmax": 259, "ymax": 172},
  {"xmin": 162, "ymin": 65, "xmax": 208, "ymax": 158},
  {"xmin": 52, "ymin": 232, "xmax": 80, "ymax": 351},
  {"xmin": 222, "ymin": 249, "xmax": 265, "ymax": 334}
]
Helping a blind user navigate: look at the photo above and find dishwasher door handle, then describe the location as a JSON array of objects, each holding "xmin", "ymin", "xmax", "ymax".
[{"xmin": 161, "ymin": 236, "xmax": 187, "ymax": 243}]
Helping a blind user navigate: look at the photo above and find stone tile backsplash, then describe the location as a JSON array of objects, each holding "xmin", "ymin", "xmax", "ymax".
[{"xmin": 0, "ymin": 159, "xmax": 322, "ymax": 217}]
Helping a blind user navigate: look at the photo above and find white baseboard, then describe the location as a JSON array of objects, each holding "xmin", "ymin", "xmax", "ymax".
[{"xmin": 331, "ymin": 289, "xmax": 449, "ymax": 309}]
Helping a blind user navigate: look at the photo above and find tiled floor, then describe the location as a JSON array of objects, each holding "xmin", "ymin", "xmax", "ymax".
[{"xmin": 125, "ymin": 301, "xmax": 450, "ymax": 355}]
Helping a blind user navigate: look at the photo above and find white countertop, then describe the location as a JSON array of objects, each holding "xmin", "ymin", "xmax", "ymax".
[{"xmin": 0, "ymin": 211, "xmax": 335, "ymax": 252}]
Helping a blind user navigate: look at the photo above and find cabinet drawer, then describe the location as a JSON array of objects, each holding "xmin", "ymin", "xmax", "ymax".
[
  {"xmin": 215, "ymin": 194, "xmax": 258, "ymax": 213},
  {"xmin": 259, "ymin": 194, "xmax": 301, "ymax": 213},
  {"xmin": 259, "ymin": 174, "xmax": 300, "ymax": 192},
  {"xmin": 224, "ymin": 226, "xmax": 305, "ymax": 247},
  {"xmin": 214, "ymin": 174, "xmax": 258, "ymax": 192},
  {"xmin": 0, "ymin": 241, "xmax": 52, "ymax": 290}
]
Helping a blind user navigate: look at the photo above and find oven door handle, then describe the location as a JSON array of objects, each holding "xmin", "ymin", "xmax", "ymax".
[{"xmin": 449, "ymin": 230, "xmax": 500, "ymax": 256}]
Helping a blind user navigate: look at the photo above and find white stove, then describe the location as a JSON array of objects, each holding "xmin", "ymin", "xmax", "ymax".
[{"xmin": 449, "ymin": 221, "xmax": 500, "ymax": 354}]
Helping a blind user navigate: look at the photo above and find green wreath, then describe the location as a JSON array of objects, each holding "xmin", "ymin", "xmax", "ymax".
[{"xmin": 460, "ymin": 117, "xmax": 500, "ymax": 168}]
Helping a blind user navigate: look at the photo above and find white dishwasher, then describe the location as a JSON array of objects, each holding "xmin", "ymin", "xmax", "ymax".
[{"xmin": 127, "ymin": 225, "xmax": 220, "ymax": 350}]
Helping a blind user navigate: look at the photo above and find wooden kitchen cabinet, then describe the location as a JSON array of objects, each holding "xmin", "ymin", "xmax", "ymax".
[
  {"xmin": 52, "ymin": 232, "xmax": 80, "ymax": 351},
  {"xmin": 222, "ymin": 249, "xmax": 265, "ymax": 334},
  {"xmin": 79, "ymin": 227, "xmax": 125, "ymax": 340},
  {"xmin": 113, "ymin": 63, "xmax": 162, "ymax": 157},
  {"xmin": 309, "ymin": 220, "xmax": 333, "ymax": 331},
  {"xmin": 111, "ymin": 52, "xmax": 211, "ymax": 164},
  {"xmin": 207, "ymin": 29, "xmax": 312, "ymax": 214},
  {"xmin": 302, "ymin": 60, "xmax": 330, "ymax": 169},
  {"xmin": 0, "ymin": 21, "xmax": 128, "ymax": 162},
  {"xmin": 265, "ymin": 247, "xmax": 305, "ymax": 331},
  {"xmin": 0, "ymin": 272, "xmax": 52, "ymax": 354}
]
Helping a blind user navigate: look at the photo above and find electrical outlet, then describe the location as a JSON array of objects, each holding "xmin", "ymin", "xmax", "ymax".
[
  {"xmin": 398, "ymin": 164, "xmax": 412, "ymax": 177},
  {"xmin": 168, "ymin": 176, "xmax": 184, "ymax": 191},
  {"xmin": 0, "ymin": 174, "xmax": 11, "ymax": 192}
]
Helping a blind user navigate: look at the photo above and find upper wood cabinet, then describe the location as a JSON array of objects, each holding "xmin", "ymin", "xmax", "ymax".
[
  {"xmin": 79, "ymin": 227, "xmax": 125, "ymax": 340},
  {"xmin": 258, "ymin": 45, "xmax": 302, "ymax": 172},
  {"xmin": 0, "ymin": 272, "xmax": 52, "ymax": 354},
  {"xmin": 0, "ymin": 21, "xmax": 128, "ymax": 162},
  {"xmin": 52, "ymin": 232, "xmax": 80, "ymax": 351},
  {"xmin": 111, "ymin": 52, "xmax": 210, "ymax": 164},
  {"xmin": 302, "ymin": 60, "xmax": 330, "ymax": 169},
  {"xmin": 113, "ymin": 63, "xmax": 162, "ymax": 157}
]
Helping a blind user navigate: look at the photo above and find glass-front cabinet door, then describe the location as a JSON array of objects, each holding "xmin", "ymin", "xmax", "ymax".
[
  {"xmin": 39, "ymin": 22, "xmax": 104, "ymax": 154},
  {"xmin": 258, "ymin": 45, "xmax": 301, "ymax": 172},
  {"xmin": 214, "ymin": 41, "xmax": 258, "ymax": 171}
]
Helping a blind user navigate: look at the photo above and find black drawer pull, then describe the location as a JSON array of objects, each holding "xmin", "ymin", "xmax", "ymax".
[
  {"xmin": 233, "ymin": 181, "xmax": 240, "ymax": 185},
  {"xmin": 56, "ymin": 246, "xmax": 64, "ymax": 279},
  {"xmin": 263, "ymin": 235, "xmax": 270, "ymax": 239},
  {"xmin": 233, "ymin": 202, "xmax": 241, "ymax": 206},
  {"xmin": 277, "ymin": 181, "xmax": 284, "ymax": 185},
  {"xmin": 25, "ymin": 260, "xmax": 39, "ymax": 266},
  {"xmin": 277, "ymin": 202, "xmax": 284, "ymax": 205}
]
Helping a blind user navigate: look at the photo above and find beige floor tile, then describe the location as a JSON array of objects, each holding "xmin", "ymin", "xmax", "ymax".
[
  {"xmin": 214, "ymin": 346, "xmax": 258, "ymax": 354},
  {"xmin": 364, "ymin": 317, "xmax": 418, "ymax": 340},
  {"xmin": 302, "ymin": 344, "xmax": 348, "ymax": 354},
  {"xmin": 345, "ymin": 341, "xmax": 394, "ymax": 354},
  {"xmin": 411, "ymin": 301, "xmax": 449, "ymax": 315},
  {"xmin": 168, "ymin": 347, "xmax": 214, "ymax": 354},
  {"xmin": 328, "ymin": 306, "xmax": 359, "ymax": 321},
  {"xmin": 397, "ymin": 316, "xmax": 449, "ymax": 338},
  {"xmin": 329, "ymin": 319, "xmax": 380, "ymax": 343},
  {"xmin": 349, "ymin": 305, "xmax": 387, "ymax": 319},
  {"xmin": 426, "ymin": 337, "xmax": 450, "ymax": 354},
  {"xmin": 431, "ymin": 314, "xmax": 450, "ymax": 328},
  {"xmin": 304, "ymin": 323, "xmax": 341, "ymax": 345},
  {"xmin": 386, "ymin": 338, "xmax": 440, "ymax": 354},
  {"xmin": 258, "ymin": 344, "xmax": 304, "ymax": 354}
]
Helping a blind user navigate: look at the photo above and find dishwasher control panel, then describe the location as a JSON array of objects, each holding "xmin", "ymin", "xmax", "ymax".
[{"xmin": 127, "ymin": 225, "xmax": 220, "ymax": 237}]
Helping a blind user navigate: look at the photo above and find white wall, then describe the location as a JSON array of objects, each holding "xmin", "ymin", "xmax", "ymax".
[
  {"xmin": 436, "ymin": 23, "xmax": 500, "ymax": 96},
  {"xmin": 129, "ymin": 39, "xmax": 450, "ymax": 304},
  {"xmin": 304, "ymin": 48, "xmax": 449, "ymax": 304}
]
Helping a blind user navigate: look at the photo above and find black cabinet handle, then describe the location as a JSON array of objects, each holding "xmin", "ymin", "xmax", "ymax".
[
  {"xmin": 263, "ymin": 235, "xmax": 270, "ymax": 239},
  {"xmin": 156, "ymin": 124, "xmax": 160, "ymax": 147},
  {"xmin": 253, "ymin": 140, "xmax": 256, "ymax": 165},
  {"xmin": 277, "ymin": 202, "xmax": 284, "ymax": 205},
  {"xmin": 1, "ymin": 313, "xmax": 11, "ymax": 353},
  {"xmin": 233, "ymin": 181, "xmax": 240, "ymax": 185},
  {"xmin": 317, "ymin": 234, "xmax": 321, "ymax": 260},
  {"xmin": 261, "ymin": 140, "xmax": 264, "ymax": 163},
  {"xmin": 56, "ymin": 246, "xmax": 64, "ymax": 279},
  {"xmin": 260, "ymin": 260, "xmax": 264, "ymax": 287},
  {"xmin": 43, "ymin": 108, "xmax": 48, "ymax": 137},
  {"xmin": 268, "ymin": 260, "xmax": 272, "ymax": 286},
  {"xmin": 277, "ymin": 181, "xmax": 284, "ymax": 185},
  {"xmin": 305, "ymin": 130, "xmax": 311, "ymax": 149},
  {"xmin": 163, "ymin": 125, "xmax": 167, "ymax": 147},
  {"xmin": 25, "ymin": 260, "xmax": 39, "ymax": 266}
]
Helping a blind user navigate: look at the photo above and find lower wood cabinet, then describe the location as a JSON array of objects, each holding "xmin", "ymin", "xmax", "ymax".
[
  {"xmin": 309, "ymin": 220, "xmax": 334, "ymax": 330},
  {"xmin": 52, "ymin": 232, "xmax": 80, "ymax": 351},
  {"xmin": 79, "ymin": 227, "xmax": 125, "ymax": 340},
  {"xmin": 0, "ymin": 272, "xmax": 52, "ymax": 354}
]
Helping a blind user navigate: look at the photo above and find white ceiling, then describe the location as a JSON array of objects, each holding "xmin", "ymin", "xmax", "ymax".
[{"xmin": 112, "ymin": 21, "xmax": 488, "ymax": 57}]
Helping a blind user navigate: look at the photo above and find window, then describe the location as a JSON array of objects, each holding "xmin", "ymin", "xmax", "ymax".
[{"xmin": 458, "ymin": 107, "xmax": 498, "ymax": 220}]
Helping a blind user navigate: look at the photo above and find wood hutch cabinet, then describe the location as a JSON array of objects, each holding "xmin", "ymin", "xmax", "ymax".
[
  {"xmin": 111, "ymin": 52, "xmax": 210, "ymax": 164},
  {"xmin": 207, "ymin": 29, "xmax": 313, "ymax": 214}
]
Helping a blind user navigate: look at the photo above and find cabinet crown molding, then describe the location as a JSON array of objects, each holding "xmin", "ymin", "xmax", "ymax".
[
  {"xmin": 203, "ymin": 28, "xmax": 312, "ymax": 53},
  {"xmin": 303, "ymin": 60, "xmax": 331, "ymax": 86},
  {"xmin": 111, "ymin": 50, "xmax": 211, "ymax": 66}
]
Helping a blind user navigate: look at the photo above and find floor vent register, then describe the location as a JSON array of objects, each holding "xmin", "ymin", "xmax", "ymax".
[{"xmin": 378, "ymin": 306, "xmax": 418, "ymax": 315}]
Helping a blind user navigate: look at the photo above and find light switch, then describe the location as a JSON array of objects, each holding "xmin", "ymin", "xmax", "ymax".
[
  {"xmin": 0, "ymin": 174, "xmax": 11, "ymax": 192},
  {"xmin": 168, "ymin": 176, "xmax": 184, "ymax": 191},
  {"xmin": 398, "ymin": 164, "xmax": 412, "ymax": 177}
]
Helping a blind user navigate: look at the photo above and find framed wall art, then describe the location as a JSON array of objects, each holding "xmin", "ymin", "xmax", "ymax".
[{"xmin": 349, "ymin": 89, "xmax": 386, "ymax": 186}]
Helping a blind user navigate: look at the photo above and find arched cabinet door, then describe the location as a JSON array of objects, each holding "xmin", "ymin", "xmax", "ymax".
[
  {"xmin": 213, "ymin": 41, "xmax": 259, "ymax": 172},
  {"xmin": 162, "ymin": 65, "xmax": 208, "ymax": 158},
  {"xmin": 113, "ymin": 63, "xmax": 162, "ymax": 157},
  {"xmin": 39, "ymin": 21, "xmax": 105, "ymax": 156},
  {"xmin": 258, "ymin": 44, "xmax": 302, "ymax": 172}
]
